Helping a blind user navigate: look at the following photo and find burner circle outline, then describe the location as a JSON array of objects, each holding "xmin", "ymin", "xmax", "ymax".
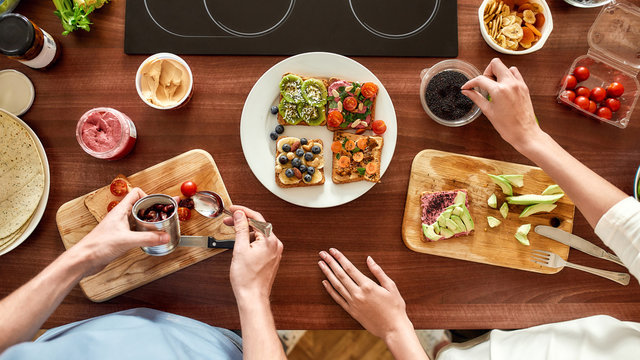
[
  {"xmin": 348, "ymin": 0, "xmax": 441, "ymax": 40},
  {"xmin": 203, "ymin": 0, "xmax": 296, "ymax": 38}
]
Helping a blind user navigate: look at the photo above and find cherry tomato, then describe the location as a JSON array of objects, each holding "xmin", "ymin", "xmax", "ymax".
[
  {"xmin": 355, "ymin": 128, "xmax": 366, "ymax": 135},
  {"xmin": 180, "ymin": 181, "xmax": 197, "ymax": 197},
  {"xmin": 560, "ymin": 90, "xmax": 575, "ymax": 103},
  {"xmin": 574, "ymin": 96, "xmax": 590, "ymax": 110},
  {"xmin": 361, "ymin": 82, "xmax": 378, "ymax": 99},
  {"xmin": 372, "ymin": 120, "xmax": 387, "ymax": 135},
  {"xmin": 110, "ymin": 179, "xmax": 129, "ymax": 197},
  {"xmin": 575, "ymin": 86, "xmax": 590, "ymax": 98},
  {"xmin": 606, "ymin": 82, "xmax": 624, "ymax": 98},
  {"xmin": 573, "ymin": 66, "xmax": 590, "ymax": 82},
  {"xmin": 605, "ymin": 98, "xmax": 621, "ymax": 112},
  {"xmin": 596, "ymin": 107, "xmax": 612, "ymax": 120},
  {"xmin": 343, "ymin": 96, "xmax": 358, "ymax": 111},
  {"xmin": 561, "ymin": 75, "xmax": 577, "ymax": 90},
  {"xmin": 588, "ymin": 100, "xmax": 597, "ymax": 114},
  {"xmin": 589, "ymin": 87, "xmax": 606, "ymax": 102},
  {"xmin": 177, "ymin": 207, "xmax": 191, "ymax": 221},
  {"xmin": 327, "ymin": 110, "xmax": 344, "ymax": 128},
  {"xmin": 107, "ymin": 200, "xmax": 119, "ymax": 212}
]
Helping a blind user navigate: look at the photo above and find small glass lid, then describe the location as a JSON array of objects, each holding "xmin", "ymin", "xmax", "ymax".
[{"xmin": 588, "ymin": 1, "xmax": 640, "ymax": 72}]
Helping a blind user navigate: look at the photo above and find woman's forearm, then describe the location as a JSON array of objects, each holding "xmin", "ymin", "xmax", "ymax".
[
  {"xmin": 236, "ymin": 295, "xmax": 286, "ymax": 360},
  {"xmin": 0, "ymin": 246, "xmax": 91, "ymax": 353},
  {"xmin": 383, "ymin": 317, "xmax": 430, "ymax": 360}
]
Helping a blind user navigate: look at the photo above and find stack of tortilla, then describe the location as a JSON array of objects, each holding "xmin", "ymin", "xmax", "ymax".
[{"xmin": 0, "ymin": 110, "xmax": 45, "ymax": 253}]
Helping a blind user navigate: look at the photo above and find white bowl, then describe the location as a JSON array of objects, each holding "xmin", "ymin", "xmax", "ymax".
[
  {"xmin": 135, "ymin": 52, "xmax": 193, "ymax": 110},
  {"xmin": 563, "ymin": 0, "xmax": 612, "ymax": 8},
  {"xmin": 478, "ymin": 0, "xmax": 554, "ymax": 55}
]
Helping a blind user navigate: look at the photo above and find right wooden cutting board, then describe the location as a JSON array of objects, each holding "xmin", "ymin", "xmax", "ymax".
[{"xmin": 402, "ymin": 149, "xmax": 575, "ymax": 274}]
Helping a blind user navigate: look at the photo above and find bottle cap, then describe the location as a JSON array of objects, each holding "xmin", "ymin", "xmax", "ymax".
[{"xmin": 0, "ymin": 13, "xmax": 35, "ymax": 56}]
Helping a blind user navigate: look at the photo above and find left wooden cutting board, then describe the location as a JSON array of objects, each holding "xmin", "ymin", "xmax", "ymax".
[{"xmin": 56, "ymin": 149, "xmax": 235, "ymax": 302}]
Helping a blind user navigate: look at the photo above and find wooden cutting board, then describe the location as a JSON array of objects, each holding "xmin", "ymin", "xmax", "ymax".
[
  {"xmin": 402, "ymin": 149, "xmax": 575, "ymax": 274},
  {"xmin": 56, "ymin": 149, "xmax": 235, "ymax": 302}
]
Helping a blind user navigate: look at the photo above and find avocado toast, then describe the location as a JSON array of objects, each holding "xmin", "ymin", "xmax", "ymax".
[
  {"xmin": 277, "ymin": 73, "xmax": 329, "ymax": 127},
  {"xmin": 330, "ymin": 131, "xmax": 383, "ymax": 184}
]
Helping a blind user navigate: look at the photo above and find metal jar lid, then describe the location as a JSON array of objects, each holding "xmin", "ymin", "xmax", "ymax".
[{"xmin": 0, "ymin": 13, "xmax": 35, "ymax": 56}]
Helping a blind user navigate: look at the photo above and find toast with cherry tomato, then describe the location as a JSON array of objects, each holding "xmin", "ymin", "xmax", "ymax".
[
  {"xmin": 277, "ymin": 73, "xmax": 329, "ymax": 127},
  {"xmin": 275, "ymin": 136, "xmax": 325, "ymax": 188},
  {"xmin": 84, "ymin": 174, "xmax": 132, "ymax": 222},
  {"xmin": 331, "ymin": 132, "xmax": 383, "ymax": 184},
  {"xmin": 326, "ymin": 78, "xmax": 378, "ymax": 133}
]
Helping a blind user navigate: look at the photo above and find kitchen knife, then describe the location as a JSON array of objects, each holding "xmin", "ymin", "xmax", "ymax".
[
  {"xmin": 179, "ymin": 236, "xmax": 235, "ymax": 249},
  {"xmin": 534, "ymin": 225, "xmax": 624, "ymax": 266}
]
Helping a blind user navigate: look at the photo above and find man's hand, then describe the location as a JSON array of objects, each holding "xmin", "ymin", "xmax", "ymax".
[{"xmin": 73, "ymin": 187, "xmax": 169, "ymax": 276}]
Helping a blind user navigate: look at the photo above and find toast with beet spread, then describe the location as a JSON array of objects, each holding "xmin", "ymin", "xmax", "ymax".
[
  {"xmin": 331, "ymin": 131, "xmax": 383, "ymax": 184},
  {"xmin": 326, "ymin": 78, "xmax": 378, "ymax": 132},
  {"xmin": 420, "ymin": 190, "xmax": 475, "ymax": 242},
  {"xmin": 275, "ymin": 136, "xmax": 325, "ymax": 188},
  {"xmin": 277, "ymin": 73, "xmax": 329, "ymax": 127}
]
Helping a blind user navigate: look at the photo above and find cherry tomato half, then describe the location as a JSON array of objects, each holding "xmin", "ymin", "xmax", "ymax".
[
  {"xmin": 327, "ymin": 110, "xmax": 344, "ymax": 128},
  {"xmin": 573, "ymin": 66, "xmax": 590, "ymax": 82},
  {"xmin": 596, "ymin": 107, "xmax": 612, "ymax": 120},
  {"xmin": 560, "ymin": 90, "xmax": 576, "ymax": 103},
  {"xmin": 107, "ymin": 200, "xmax": 119, "ymax": 212},
  {"xmin": 574, "ymin": 96, "xmax": 590, "ymax": 111},
  {"xmin": 561, "ymin": 75, "xmax": 577, "ymax": 90},
  {"xmin": 110, "ymin": 179, "xmax": 129, "ymax": 197},
  {"xmin": 343, "ymin": 96, "xmax": 358, "ymax": 112},
  {"xmin": 607, "ymin": 82, "xmax": 624, "ymax": 98},
  {"xmin": 180, "ymin": 181, "xmax": 198, "ymax": 197},
  {"xmin": 605, "ymin": 98, "xmax": 621, "ymax": 112},
  {"xmin": 361, "ymin": 82, "xmax": 378, "ymax": 99},
  {"xmin": 588, "ymin": 100, "xmax": 597, "ymax": 114},
  {"xmin": 589, "ymin": 87, "xmax": 606, "ymax": 102},
  {"xmin": 177, "ymin": 207, "xmax": 192, "ymax": 221},
  {"xmin": 372, "ymin": 120, "xmax": 387, "ymax": 135},
  {"xmin": 575, "ymin": 86, "xmax": 590, "ymax": 98}
]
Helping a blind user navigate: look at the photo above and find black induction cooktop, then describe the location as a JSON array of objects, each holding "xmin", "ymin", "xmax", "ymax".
[{"xmin": 124, "ymin": 0, "xmax": 458, "ymax": 57}]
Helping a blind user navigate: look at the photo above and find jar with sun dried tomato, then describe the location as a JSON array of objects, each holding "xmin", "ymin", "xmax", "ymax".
[{"xmin": 0, "ymin": 13, "xmax": 61, "ymax": 69}]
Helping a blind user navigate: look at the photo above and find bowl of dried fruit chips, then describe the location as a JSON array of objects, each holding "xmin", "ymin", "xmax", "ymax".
[{"xmin": 479, "ymin": 0, "xmax": 553, "ymax": 55}]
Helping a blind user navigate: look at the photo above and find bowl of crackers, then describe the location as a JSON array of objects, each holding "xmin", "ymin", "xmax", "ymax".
[{"xmin": 479, "ymin": 0, "xmax": 553, "ymax": 55}]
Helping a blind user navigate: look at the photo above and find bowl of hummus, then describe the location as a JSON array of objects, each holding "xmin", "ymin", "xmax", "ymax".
[{"xmin": 135, "ymin": 53, "xmax": 193, "ymax": 110}]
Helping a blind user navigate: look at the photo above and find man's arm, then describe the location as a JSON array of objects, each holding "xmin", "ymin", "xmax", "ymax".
[
  {"xmin": 224, "ymin": 206, "xmax": 286, "ymax": 360},
  {"xmin": 0, "ymin": 188, "xmax": 169, "ymax": 354}
]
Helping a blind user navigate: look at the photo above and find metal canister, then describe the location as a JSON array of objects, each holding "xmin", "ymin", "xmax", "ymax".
[{"xmin": 132, "ymin": 194, "xmax": 180, "ymax": 256}]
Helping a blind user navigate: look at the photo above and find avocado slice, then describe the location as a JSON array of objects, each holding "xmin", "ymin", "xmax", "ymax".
[
  {"xmin": 445, "ymin": 218, "xmax": 460, "ymax": 232},
  {"xmin": 440, "ymin": 228, "xmax": 455, "ymax": 239},
  {"xmin": 499, "ymin": 202, "xmax": 509, "ymax": 219},
  {"xmin": 279, "ymin": 74, "xmax": 304, "ymax": 103},
  {"xmin": 515, "ymin": 223, "xmax": 532, "ymax": 246},
  {"xmin": 487, "ymin": 216, "xmax": 501, "ymax": 228},
  {"xmin": 453, "ymin": 191, "xmax": 467, "ymax": 205},
  {"xmin": 422, "ymin": 224, "xmax": 442, "ymax": 241},
  {"xmin": 297, "ymin": 103, "xmax": 326, "ymax": 126},
  {"xmin": 452, "ymin": 205, "xmax": 464, "ymax": 217},
  {"xmin": 487, "ymin": 193, "xmax": 497, "ymax": 209},
  {"xmin": 460, "ymin": 205, "xmax": 475, "ymax": 231},
  {"xmin": 520, "ymin": 203, "xmax": 557, "ymax": 218},
  {"xmin": 515, "ymin": 232, "xmax": 530, "ymax": 246},
  {"xmin": 301, "ymin": 79, "xmax": 328, "ymax": 106},
  {"xmin": 506, "ymin": 194, "xmax": 564, "ymax": 205},
  {"xmin": 541, "ymin": 184, "xmax": 564, "ymax": 195},
  {"xmin": 450, "ymin": 215, "xmax": 466, "ymax": 233},
  {"xmin": 437, "ymin": 208, "xmax": 454, "ymax": 227},
  {"xmin": 433, "ymin": 222, "xmax": 441, "ymax": 234},
  {"xmin": 501, "ymin": 174, "xmax": 524, "ymax": 187},
  {"xmin": 278, "ymin": 99, "xmax": 302, "ymax": 124},
  {"xmin": 488, "ymin": 174, "xmax": 513, "ymax": 195}
]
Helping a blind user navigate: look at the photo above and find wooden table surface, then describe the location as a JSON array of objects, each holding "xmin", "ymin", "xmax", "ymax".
[{"xmin": 1, "ymin": 0, "xmax": 639, "ymax": 330}]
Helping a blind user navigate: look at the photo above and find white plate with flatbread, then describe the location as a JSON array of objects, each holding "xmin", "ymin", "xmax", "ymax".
[
  {"xmin": 240, "ymin": 52, "xmax": 397, "ymax": 208},
  {"xmin": 0, "ymin": 108, "xmax": 50, "ymax": 256}
]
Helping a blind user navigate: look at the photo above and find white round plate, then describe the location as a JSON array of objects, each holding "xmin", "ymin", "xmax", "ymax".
[
  {"xmin": 0, "ymin": 108, "xmax": 50, "ymax": 256},
  {"xmin": 240, "ymin": 52, "xmax": 397, "ymax": 208}
]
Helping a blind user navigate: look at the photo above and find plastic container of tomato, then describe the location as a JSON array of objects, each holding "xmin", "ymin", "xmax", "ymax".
[{"xmin": 556, "ymin": 1, "xmax": 640, "ymax": 129}]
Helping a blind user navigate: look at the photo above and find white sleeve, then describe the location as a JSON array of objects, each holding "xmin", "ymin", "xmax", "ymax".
[{"xmin": 594, "ymin": 197, "xmax": 640, "ymax": 282}]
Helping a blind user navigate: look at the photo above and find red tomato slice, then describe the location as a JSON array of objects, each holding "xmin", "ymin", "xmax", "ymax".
[
  {"xmin": 110, "ymin": 179, "xmax": 129, "ymax": 197},
  {"xmin": 343, "ymin": 96, "xmax": 358, "ymax": 112},
  {"xmin": 327, "ymin": 110, "xmax": 344, "ymax": 128},
  {"xmin": 180, "ymin": 181, "xmax": 198, "ymax": 197},
  {"xmin": 361, "ymin": 82, "xmax": 378, "ymax": 99},
  {"xmin": 177, "ymin": 207, "xmax": 191, "ymax": 221},
  {"xmin": 372, "ymin": 120, "xmax": 387, "ymax": 135},
  {"xmin": 107, "ymin": 200, "xmax": 119, "ymax": 212}
]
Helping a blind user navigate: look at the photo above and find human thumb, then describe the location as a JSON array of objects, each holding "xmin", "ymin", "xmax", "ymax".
[
  {"xmin": 130, "ymin": 231, "xmax": 170, "ymax": 247},
  {"xmin": 232, "ymin": 210, "xmax": 250, "ymax": 249}
]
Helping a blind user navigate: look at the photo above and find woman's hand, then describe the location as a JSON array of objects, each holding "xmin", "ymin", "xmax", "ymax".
[
  {"xmin": 224, "ymin": 206, "xmax": 283, "ymax": 303},
  {"xmin": 318, "ymin": 248, "xmax": 413, "ymax": 340},
  {"xmin": 73, "ymin": 187, "xmax": 169, "ymax": 276}
]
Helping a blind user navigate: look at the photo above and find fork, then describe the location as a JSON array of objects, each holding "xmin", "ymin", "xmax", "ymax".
[{"xmin": 531, "ymin": 250, "xmax": 630, "ymax": 286}]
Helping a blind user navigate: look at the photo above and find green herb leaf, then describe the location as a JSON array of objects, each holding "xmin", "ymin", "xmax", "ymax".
[
  {"xmin": 357, "ymin": 167, "xmax": 366, "ymax": 176},
  {"xmin": 336, "ymin": 153, "xmax": 341, "ymax": 159}
]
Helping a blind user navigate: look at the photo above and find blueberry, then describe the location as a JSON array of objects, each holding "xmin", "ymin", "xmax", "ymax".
[
  {"xmin": 275, "ymin": 124, "xmax": 284, "ymax": 134},
  {"xmin": 303, "ymin": 174, "xmax": 312, "ymax": 182},
  {"xmin": 295, "ymin": 148, "xmax": 304, "ymax": 157},
  {"xmin": 304, "ymin": 152, "xmax": 314, "ymax": 161},
  {"xmin": 282, "ymin": 144, "xmax": 291, "ymax": 152},
  {"xmin": 285, "ymin": 168, "xmax": 294, "ymax": 178},
  {"xmin": 270, "ymin": 105, "xmax": 279, "ymax": 114},
  {"xmin": 300, "ymin": 138, "xmax": 308, "ymax": 145},
  {"xmin": 307, "ymin": 166, "xmax": 315, "ymax": 175},
  {"xmin": 291, "ymin": 158, "xmax": 301, "ymax": 168},
  {"xmin": 270, "ymin": 132, "xmax": 278, "ymax": 140},
  {"xmin": 311, "ymin": 145, "xmax": 321, "ymax": 154},
  {"xmin": 299, "ymin": 164, "xmax": 307, "ymax": 173},
  {"xmin": 278, "ymin": 155, "xmax": 288, "ymax": 164}
]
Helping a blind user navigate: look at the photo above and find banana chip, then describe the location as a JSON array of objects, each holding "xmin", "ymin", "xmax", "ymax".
[
  {"xmin": 502, "ymin": 23, "xmax": 523, "ymax": 40},
  {"xmin": 519, "ymin": 41, "xmax": 532, "ymax": 49},
  {"xmin": 531, "ymin": 3, "xmax": 543, "ymax": 13},
  {"xmin": 523, "ymin": 10, "xmax": 536, "ymax": 24}
]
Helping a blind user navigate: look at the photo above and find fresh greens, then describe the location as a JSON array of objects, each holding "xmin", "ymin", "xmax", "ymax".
[{"xmin": 52, "ymin": 0, "xmax": 109, "ymax": 35}]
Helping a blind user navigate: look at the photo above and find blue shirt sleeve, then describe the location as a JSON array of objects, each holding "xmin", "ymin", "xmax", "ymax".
[{"xmin": 0, "ymin": 308, "xmax": 243, "ymax": 360}]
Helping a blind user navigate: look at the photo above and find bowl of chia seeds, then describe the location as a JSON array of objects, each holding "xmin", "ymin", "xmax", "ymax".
[
  {"xmin": 563, "ymin": 0, "xmax": 612, "ymax": 8},
  {"xmin": 420, "ymin": 59, "xmax": 486, "ymax": 127}
]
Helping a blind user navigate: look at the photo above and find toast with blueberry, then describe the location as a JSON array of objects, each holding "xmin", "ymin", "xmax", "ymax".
[{"xmin": 275, "ymin": 136, "xmax": 325, "ymax": 188}]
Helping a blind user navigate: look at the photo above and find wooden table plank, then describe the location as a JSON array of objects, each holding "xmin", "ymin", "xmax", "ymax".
[{"xmin": 1, "ymin": 0, "xmax": 639, "ymax": 330}]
